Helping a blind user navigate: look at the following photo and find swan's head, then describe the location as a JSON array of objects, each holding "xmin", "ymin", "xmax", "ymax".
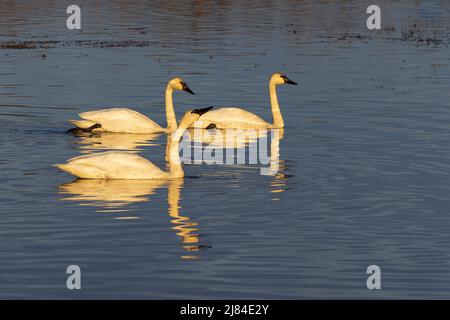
[
  {"xmin": 180, "ymin": 106, "xmax": 213, "ymax": 127},
  {"xmin": 168, "ymin": 77, "xmax": 195, "ymax": 94},
  {"xmin": 172, "ymin": 107, "xmax": 213, "ymax": 140},
  {"xmin": 270, "ymin": 73, "xmax": 297, "ymax": 86}
]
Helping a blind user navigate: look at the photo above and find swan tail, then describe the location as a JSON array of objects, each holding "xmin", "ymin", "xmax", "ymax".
[{"xmin": 54, "ymin": 164, "xmax": 107, "ymax": 179}]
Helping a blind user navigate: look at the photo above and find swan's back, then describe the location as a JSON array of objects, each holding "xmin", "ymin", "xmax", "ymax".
[
  {"xmin": 79, "ymin": 108, "xmax": 163, "ymax": 133},
  {"xmin": 193, "ymin": 107, "xmax": 270, "ymax": 129},
  {"xmin": 56, "ymin": 151, "xmax": 167, "ymax": 179}
]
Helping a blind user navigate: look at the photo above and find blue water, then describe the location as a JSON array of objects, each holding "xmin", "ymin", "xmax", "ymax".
[{"xmin": 1, "ymin": 0, "xmax": 450, "ymax": 298}]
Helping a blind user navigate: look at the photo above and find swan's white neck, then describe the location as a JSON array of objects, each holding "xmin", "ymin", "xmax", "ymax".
[
  {"xmin": 165, "ymin": 85, "xmax": 177, "ymax": 131},
  {"xmin": 167, "ymin": 130, "xmax": 184, "ymax": 178},
  {"xmin": 269, "ymin": 82, "xmax": 284, "ymax": 128}
]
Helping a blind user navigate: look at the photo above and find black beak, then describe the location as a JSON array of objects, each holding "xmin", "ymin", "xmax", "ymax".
[
  {"xmin": 281, "ymin": 75, "xmax": 298, "ymax": 85},
  {"xmin": 191, "ymin": 106, "xmax": 213, "ymax": 116},
  {"xmin": 181, "ymin": 82, "xmax": 195, "ymax": 95}
]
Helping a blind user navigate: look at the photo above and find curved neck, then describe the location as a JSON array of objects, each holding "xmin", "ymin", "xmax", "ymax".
[
  {"xmin": 269, "ymin": 83, "xmax": 284, "ymax": 128},
  {"xmin": 165, "ymin": 85, "xmax": 177, "ymax": 131},
  {"xmin": 167, "ymin": 132, "xmax": 184, "ymax": 178}
]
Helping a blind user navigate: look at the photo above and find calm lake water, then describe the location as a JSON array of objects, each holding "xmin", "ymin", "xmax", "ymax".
[{"xmin": 1, "ymin": 0, "xmax": 450, "ymax": 299}]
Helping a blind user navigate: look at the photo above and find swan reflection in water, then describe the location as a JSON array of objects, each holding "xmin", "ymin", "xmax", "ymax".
[
  {"xmin": 58, "ymin": 178, "xmax": 204, "ymax": 259},
  {"xmin": 166, "ymin": 179, "xmax": 204, "ymax": 259},
  {"xmin": 185, "ymin": 127, "xmax": 290, "ymax": 199},
  {"xmin": 181, "ymin": 127, "xmax": 274, "ymax": 167},
  {"xmin": 184, "ymin": 127, "xmax": 286, "ymax": 170},
  {"xmin": 265, "ymin": 129, "xmax": 290, "ymax": 200},
  {"xmin": 186, "ymin": 127, "xmax": 268, "ymax": 149},
  {"xmin": 72, "ymin": 131, "xmax": 163, "ymax": 154},
  {"xmin": 58, "ymin": 179, "xmax": 165, "ymax": 213}
]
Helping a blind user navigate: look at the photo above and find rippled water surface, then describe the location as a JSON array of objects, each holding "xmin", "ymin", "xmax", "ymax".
[{"xmin": 1, "ymin": 0, "xmax": 450, "ymax": 298}]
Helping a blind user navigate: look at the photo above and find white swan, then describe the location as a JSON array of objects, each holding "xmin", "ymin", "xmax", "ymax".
[
  {"xmin": 56, "ymin": 107, "xmax": 213, "ymax": 179},
  {"xmin": 68, "ymin": 77, "xmax": 195, "ymax": 134},
  {"xmin": 191, "ymin": 73, "xmax": 297, "ymax": 129}
]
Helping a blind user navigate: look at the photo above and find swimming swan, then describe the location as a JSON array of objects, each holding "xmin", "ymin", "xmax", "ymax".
[
  {"xmin": 68, "ymin": 77, "xmax": 195, "ymax": 134},
  {"xmin": 56, "ymin": 107, "xmax": 213, "ymax": 179},
  {"xmin": 191, "ymin": 73, "xmax": 297, "ymax": 129}
]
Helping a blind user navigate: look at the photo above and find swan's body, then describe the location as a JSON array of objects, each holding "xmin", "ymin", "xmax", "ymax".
[
  {"xmin": 56, "ymin": 152, "xmax": 168, "ymax": 179},
  {"xmin": 71, "ymin": 108, "xmax": 162, "ymax": 134},
  {"xmin": 193, "ymin": 108, "xmax": 270, "ymax": 129},
  {"xmin": 69, "ymin": 78, "xmax": 194, "ymax": 134},
  {"xmin": 191, "ymin": 73, "xmax": 297, "ymax": 129},
  {"xmin": 56, "ymin": 107, "xmax": 213, "ymax": 180}
]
